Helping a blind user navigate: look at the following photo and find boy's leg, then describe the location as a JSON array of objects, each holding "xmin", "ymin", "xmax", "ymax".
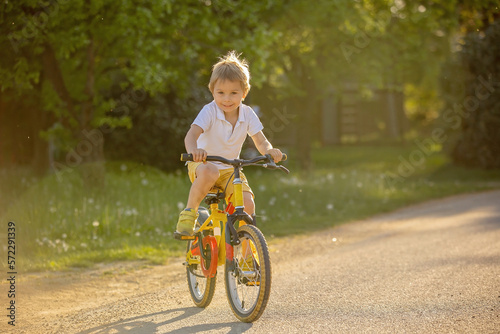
[
  {"xmin": 242, "ymin": 191, "xmax": 255, "ymax": 216},
  {"xmin": 186, "ymin": 163, "xmax": 220, "ymax": 210},
  {"xmin": 176, "ymin": 163, "xmax": 219, "ymax": 235},
  {"xmin": 240, "ymin": 191, "xmax": 256, "ymax": 271}
]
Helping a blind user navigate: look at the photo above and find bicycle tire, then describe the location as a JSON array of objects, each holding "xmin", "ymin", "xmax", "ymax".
[
  {"xmin": 186, "ymin": 239, "xmax": 217, "ymax": 308},
  {"xmin": 224, "ymin": 224, "xmax": 271, "ymax": 322}
]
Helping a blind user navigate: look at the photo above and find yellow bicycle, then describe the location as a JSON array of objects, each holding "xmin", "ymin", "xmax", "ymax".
[{"xmin": 175, "ymin": 153, "xmax": 289, "ymax": 322}]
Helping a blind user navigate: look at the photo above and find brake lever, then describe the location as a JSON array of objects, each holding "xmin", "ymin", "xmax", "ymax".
[
  {"xmin": 278, "ymin": 165, "xmax": 290, "ymax": 174},
  {"xmin": 264, "ymin": 154, "xmax": 276, "ymax": 166},
  {"xmin": 263, "ymin": 154, "xmax": 289, "ymax": 173}
]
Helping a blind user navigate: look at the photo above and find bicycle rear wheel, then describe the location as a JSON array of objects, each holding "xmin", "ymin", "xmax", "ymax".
[
  {"xmin": 225, "ymin": 224, "xmax": 271, "ymax": 322},
  {"xmin": 186, "ymin": 239, "xmax": 216, "ymax": 307}
]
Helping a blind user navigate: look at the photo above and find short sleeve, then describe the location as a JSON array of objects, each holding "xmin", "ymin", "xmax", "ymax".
[
  {"xmin": 247, "ymin": 107, "xmax": 264, "ymax": 136},
  {"xmin": 192, "ymin": 104, "xmax": 213, "ymax": 132}
]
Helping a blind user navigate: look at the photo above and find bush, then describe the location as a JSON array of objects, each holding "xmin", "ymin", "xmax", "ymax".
[{"xmin": 445, "ymin": 21, "xmax": 500, "ymax": 169}]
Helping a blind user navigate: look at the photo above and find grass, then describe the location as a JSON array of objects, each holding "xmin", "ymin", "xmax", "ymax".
[{"xmin": 1, "ymin": 145, "xmax": 499, "ymax": 272}]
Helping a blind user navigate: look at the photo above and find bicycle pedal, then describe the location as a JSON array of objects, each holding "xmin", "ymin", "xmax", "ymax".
[
  {"xmin": 241, "ymin": 271, "xmax": 258, "ymax": 279},
  {"xmin": 245, "ymin": 281, "xmax": 260, "ymax": 286},
  {"xmin": 173, "ymin": 232, "xmax": 196, "ymax": 241}
]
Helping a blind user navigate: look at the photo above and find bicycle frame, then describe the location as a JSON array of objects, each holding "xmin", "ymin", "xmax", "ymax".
[
  {"xmin": 184, "ymin": 165, "xmax": 257, "ymax": 278},
  {"xmin": 179, "ymin": 153, "xmax": 288, "ymax": 321}
]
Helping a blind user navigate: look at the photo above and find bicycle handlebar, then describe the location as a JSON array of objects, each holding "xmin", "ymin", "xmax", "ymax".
[
  {"xmin": 180, "ymin": 153, "xmax": 289, "ymax": 174},
  {"xmin": 180, "ymin": 153, "xmax": 287, "ymax": 163}
]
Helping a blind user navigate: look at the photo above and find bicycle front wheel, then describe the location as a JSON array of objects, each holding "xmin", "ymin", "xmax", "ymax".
[
  {"xmin": 186, "ymin": 239, "xmax": 216, "ymax": 308},
  {"xmin": 225, "ymin": 224, "xmax": 271, "ymax": 322}
]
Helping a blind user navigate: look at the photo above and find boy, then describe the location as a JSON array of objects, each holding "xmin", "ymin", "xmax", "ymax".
[{"xmin": 176, "ymin": 51, "xmax": 283, "ymax": 236}]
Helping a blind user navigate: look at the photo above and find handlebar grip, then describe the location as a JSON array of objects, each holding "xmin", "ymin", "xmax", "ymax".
[{"xmin": 180, "ymin": 153, "xmax": 193, "ymax": 162}]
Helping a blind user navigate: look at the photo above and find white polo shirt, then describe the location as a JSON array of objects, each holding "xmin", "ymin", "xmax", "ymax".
[{"xmin": 192, "ymin": 100, "xmax": 264, "ymax": 169}]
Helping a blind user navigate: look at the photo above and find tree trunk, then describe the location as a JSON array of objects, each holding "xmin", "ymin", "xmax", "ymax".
[
  {"xmin": 295, "ymin": 95, "xmax": 313, "ymax": 171},
  {"xmin": 32, "ymin": 108, "xmax": 50, "ymax": 175},
  {"xmin": 41, "ymin": 35, "xmax": 105, "ymax": 187},
  {"xmin": 288, "ymin": 53, "xmax": 314, "ymax": 172},
  {"xmin": 80, "ymin": 34, "xmax": 106, "ymax": 189},
  {"xmin": 41, "ymin": 42, "xmax": 76, "ymax": 128},
  {"xmin": 32, "ymin": 74, "xmax": 52, "ymax": 175}
]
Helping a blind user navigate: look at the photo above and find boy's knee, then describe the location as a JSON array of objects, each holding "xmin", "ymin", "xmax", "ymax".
[
  {"xmin": 243, "ymin": 192, "xmax": 255, "ymax": 214},
  {"xmin": 197, "ymin": 164, "xmax": 219, "ymax": 183}
]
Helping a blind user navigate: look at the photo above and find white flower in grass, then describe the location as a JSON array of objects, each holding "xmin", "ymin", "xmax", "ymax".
[
  {"xmin": 326, "ymin": 203, "xmax": 334, "ymax": 210},
  {"xmin": 177, "ymin": 202, "xmax": 185, "ymax": 210},
  {"xmin": 92, "ymin": 221, "xmax": 100, "ymax": 227},
  {"xmin": 88, "ymin": 198, "xmax": 94, "ymax": 204},
  {"xmin": 62, "ymin": 233, "xmax": 67, "ymax": 239},
  {"xmin": 357, "ymin": 182, "xmax": 363, "ymax": 188},
  {"xmin": 141, "ymin": 178, "xmax": 149, "ymax": 186},
  {"xmin": 268, "ymin": 197, "xmax": 276, "ymax": 206},
  {"xmin": 135, "ymin": 231, "xmax": 141, "ymax": 237},
  {"xmin": 259, "ymin": 184, "xmax": 266, "ymax": 191},
  {"xmin": 80, "ymin": 243, "xmax": 88, "ymax": 248},
  {"xmin": 49, "ymin": 207, "xmax": 57, "ymax": 213},
  {"xmin": 62, "ymin": 241, "xmax": 69, "ymax": 252},
  {"xmin": 121, "ymin": 164, "xmax": 127, "ymax": 171}
]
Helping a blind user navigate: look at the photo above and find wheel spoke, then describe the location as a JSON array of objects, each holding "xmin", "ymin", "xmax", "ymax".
[
  {"xmin": 225, "ymin": 225, "xmax": 271, "ymax": 322},
  {"xmin": 186, "ymin": 239, "xmax": 216, "ymax": 308}
]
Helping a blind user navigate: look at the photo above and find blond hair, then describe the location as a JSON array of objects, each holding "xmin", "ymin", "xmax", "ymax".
[{"xmin": 208, "ymin": 51, "xmax": 251, "ymax": 96}]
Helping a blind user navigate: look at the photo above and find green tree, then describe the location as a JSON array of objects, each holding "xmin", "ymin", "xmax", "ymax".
[
  {"xmin": 446, "ymin": 21, "xmax": 500, "ymax": 168},
  {"xmin": 259, "ymin": 0, "xmax": 457, "ymax": 170},
  {"xmin": 0, "ymin": 0, "xmax": 281, "ymax": 180},
  {"xmin": 438, "ymin": 0, "xmax": 500, "ymax": 168}
]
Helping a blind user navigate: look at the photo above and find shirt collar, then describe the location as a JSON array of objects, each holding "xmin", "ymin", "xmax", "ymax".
[{"xmin": 214, "ymin": 101, "xmax": 245, "ymax": 123}]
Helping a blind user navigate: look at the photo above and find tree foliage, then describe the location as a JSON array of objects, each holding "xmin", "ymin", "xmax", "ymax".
[
  {"xmin": 446, "ymin": 20, "xmax": 500, "ymax": 168},
  {"xmin": 0, "ymin": 0, "xmax": 280, "ymax": 175},
  {"xmin": 1, "ymin": 0, "xmax": 498, "ymax": 175}
]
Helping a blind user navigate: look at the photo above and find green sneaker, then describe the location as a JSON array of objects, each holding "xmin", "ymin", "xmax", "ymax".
[{"xmin": 175, "ymin": 208, "xmax": 198, "ymax": 236}]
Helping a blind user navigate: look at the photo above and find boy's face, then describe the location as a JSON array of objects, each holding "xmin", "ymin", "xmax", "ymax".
[{"xmin": 212, "ymin": 80, "xmax": 246, "ymax": 115}]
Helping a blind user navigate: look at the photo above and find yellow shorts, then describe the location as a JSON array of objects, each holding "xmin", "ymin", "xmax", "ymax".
[{"xmin": 187, "ymin": 161, "xmax": 254, "ymax": 202}]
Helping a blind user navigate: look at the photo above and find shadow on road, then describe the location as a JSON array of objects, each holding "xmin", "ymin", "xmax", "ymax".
[{"xmin": 76, "ymin": 306, "xmax": 252, "ymax": 334}]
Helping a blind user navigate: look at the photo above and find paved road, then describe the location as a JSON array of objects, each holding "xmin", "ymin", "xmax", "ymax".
[{"xmin": 7, "ymin": 190, "xmax": 500, "ymax": 333}]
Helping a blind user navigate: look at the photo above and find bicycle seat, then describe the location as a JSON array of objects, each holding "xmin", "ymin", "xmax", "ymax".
[{"xmin": 205, "ymin": 187, "xmax": 225, "ymax": 204}]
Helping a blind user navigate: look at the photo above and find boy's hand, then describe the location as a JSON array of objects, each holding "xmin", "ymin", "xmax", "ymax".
[
  {"xmin": 190, "ymin": 149, "xmax": 207, "ymax": 163},
  {"xmin": 266, "ymin": 148, "xmax": 283, "ymax": 163}
]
